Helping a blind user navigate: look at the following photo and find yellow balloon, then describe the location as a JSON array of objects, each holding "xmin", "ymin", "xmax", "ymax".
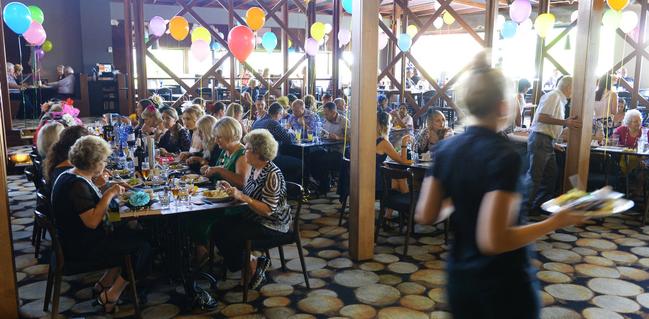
[
  {"xmin": 607, "ymin": 0, "xmax": 629, "ymax": 11},
  {"xmin": 442, "ymin": 11, "xmax": 455, "ymax": 25},
  {"xmin": 169, "ymin": 16, "xmax": 189, "ymax": 41},
  {"xmin": 191, "ymin": 27, "xmax": 211, "ymax": 43},
  {"xmin": 534, "ymin": 13, "xmax": 555, "ymax": 38},
  {"xmin": 310, "ymin": 22, "xmax": 326, "ymax": 41},
  {"xmin": 406, "ymin": 24, "xmax": 418, "ymax": 37},
  {"xmin": 246, "ymin": 7, "xmax": 266, "ymax": 31},
  {"xmin": 288, "ymin": 39, "xmax": 292, "ymax": 48}
]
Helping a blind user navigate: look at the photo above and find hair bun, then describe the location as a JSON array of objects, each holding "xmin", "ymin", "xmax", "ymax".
[{"xmin": 470, "ymin": 51, "xmax": 491, "ymax": 73}]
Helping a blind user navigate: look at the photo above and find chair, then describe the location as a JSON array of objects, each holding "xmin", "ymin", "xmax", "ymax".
[
  {"xmin": 338, "ymin": 157, "xmax": 351, "ymax": 226},
  {"xmin": 242, "ymin": 182, "xmax": 310, "ymax": 302},
  {"xmin": 377, "ymin": 166, "xmax": 418, "ymax": 256},
  {"xmin": 33, "ymin": 191, "xmax": 51, "ymax": 258},
  {"xmin": 35, "ymin": 209, "xmax": 141, "ymax": 318}
]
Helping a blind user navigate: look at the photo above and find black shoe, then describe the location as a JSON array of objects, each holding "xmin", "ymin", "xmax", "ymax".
[
  {"xmin": 192, "ymin": 286, "xmax": 218, "ymax": 311},
  {"xmin": 250, "ymin": 256, "xmax": 271, "ymax": 290}
]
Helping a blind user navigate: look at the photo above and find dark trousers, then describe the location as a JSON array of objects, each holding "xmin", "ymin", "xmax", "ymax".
[
  {"xmin": 309, "ymin": 149, "xmax": 343, "ymax": 194},
  {"xmin": 213, "ymin": 216, "xmax": 283, "ymax": 272},
  {"xmin": 273, "ymin": 154, "xmax": 302, "ymax": 183},
  {"xmin": 522, "ymin": 132, "xmax": 557, "ymax": 215}
]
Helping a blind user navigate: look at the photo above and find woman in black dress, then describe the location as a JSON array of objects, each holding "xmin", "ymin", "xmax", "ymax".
[
  {"xmin": 158, "ymin": 107, "xmax": 191, "ymax": 154},
  {"xmin": 51, "ymin": 136, "xmax": 151, "ymax": 313},
  {"xmin": 414, "ymin": 52, "xmax": 587, "ymax": 319}
]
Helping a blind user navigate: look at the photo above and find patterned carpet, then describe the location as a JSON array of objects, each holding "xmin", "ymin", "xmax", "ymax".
[{"xmin": 7, "ymin": 172, "xmax": 649, "ymax": 319}]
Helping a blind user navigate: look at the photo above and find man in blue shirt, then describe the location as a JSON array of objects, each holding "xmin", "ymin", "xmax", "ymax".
[{"xmin": 287, "ymin": 99, "xmax": 319, "ymax": 134}]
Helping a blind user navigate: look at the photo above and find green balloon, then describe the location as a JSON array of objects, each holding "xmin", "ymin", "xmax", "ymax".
[
  {"xmin": 42, "ymin": 40, "xmax": 53, "ymax": 52},
  {"xmin": 28, "ymin": 6, "xmax": 44, "ymax": 24}
]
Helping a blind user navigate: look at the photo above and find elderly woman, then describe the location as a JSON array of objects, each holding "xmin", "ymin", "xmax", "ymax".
[
  {"xmin": 51, "ymin": 136, "xmax": 151, "ymax": 313},
  {"xmin": 415, "ymin": 109, "xmax": 453, "ymax": 154},
  {"xmin": 178, "ymin": 105, "xmax": 206, "ymax": 161},
  {"xmin": 140, "ymin": 105, "xmax": 165, "ymax": 141},
  {"xmin": 614, "ymin": 109, "xmax": 644, "ymax": 148},
  {"xmin": 185, "ymin": 115, "xmax": 219, "ymax": 167},
  {"xmin": 36, "ymin": 121, "xmax": 65, "ymax": 159},
  {"xmin": 158, "ymin": 107, "xmax": 191, "ymax": 154},
  {"xmin": 214, "ymin": 129, "xmax": 292, "ymax": 287}
]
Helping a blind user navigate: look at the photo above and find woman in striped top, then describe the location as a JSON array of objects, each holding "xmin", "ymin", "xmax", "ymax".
[{"xmin": 214, "ymin": 129, "xmax": 292, "ymax": 288}]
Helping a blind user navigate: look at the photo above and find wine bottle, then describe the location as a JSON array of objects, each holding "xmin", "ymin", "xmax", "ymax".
[{"xmin": 134, "ymin": 138, "xmax": 145, "ymax": 173}]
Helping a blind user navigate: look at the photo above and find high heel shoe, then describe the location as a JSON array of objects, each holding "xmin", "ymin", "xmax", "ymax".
[{"xmin": 94, "ymin": 290, "xmax": 118, "ymax": 314}]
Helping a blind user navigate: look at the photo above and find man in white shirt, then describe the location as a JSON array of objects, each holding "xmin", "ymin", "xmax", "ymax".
[
  {"xmin": 309, "ymin": 102, "xmax": 350, "ymax": 195},
  {"xmin": 47, "ymin": 66, "xmax": 75, "ymax": 98},
  {"xmin": 523, "ymin": 76, "xmax": 581, "ymax": 216}
]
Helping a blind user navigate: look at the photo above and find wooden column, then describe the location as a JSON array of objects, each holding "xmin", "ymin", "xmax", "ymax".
[
  {"xmin": 564, "ymin": 0, "xmax": 604, "ymax": 191},
  {"xmin": 283, "ymin": 1, "xmax": 290, "ymax": 96},
  {"xmin": 389, "ymin": 2, "xmax": 399, "ymax": 80},
  {"xmin": 307, "ymin": 0, "xmax": 316, "ymax": 96},
  {"xmin": 123, "ymin": 0, "xmax": 136, "ymax": 111},
  {"xmin": 133, "ymin": 0, "xmax": 148, "ymax": 100},
  {"xmin": 331, "ymin": 0, "xmax": 341, "ymax": 98},
  {"xmin": 0, "ymin": 2, "xmax": 19, "ymax": 317},
  {"xmin": 399, "ymin": 0, "xmax": 408, "ymax": 103},
  {"xmin": 350, "ymin": 0, "xmax": 379, "ymax": 261},
  {"xmin": 229, "ymin": 0, "xmax": 237, "ymax": 100},
  {"xmin": 484, "ymin": 0, "xmax": 499, "ymax": 50},
  {"xmin": 532, "ymin": 0, "xmax": 550, "ymax": 104},
  {"xmin": 631, "ymin": 0, "xmax": 648, "ymax": 109}
]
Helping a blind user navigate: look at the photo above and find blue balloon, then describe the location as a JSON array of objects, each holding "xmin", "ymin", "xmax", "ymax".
[
  {"xmin": 398, "ymin": 34, "xmax": 412, "ymax": 52},
  {"xmin": 261, "ymin": 32, "xmax": 278, "ymax": 53},
  {"xmin": 342, "ymin": 0, "xmax": 352, "ymax": 14},
  {"xmin": 211, "ymin": 41, "xmax": 221, "ymax": 51},
  {"xmin": 3, "ymin": 2, "xmax": 32, "ymax": 35},
  {"xmin": 501, "ymin": 21, "xmax": 518, "ymax": 39}
]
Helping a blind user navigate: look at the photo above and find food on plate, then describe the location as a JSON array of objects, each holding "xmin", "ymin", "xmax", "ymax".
[
  {"xmin": 181, "ymin": 174, "xmax": 208, "ymax": 183},
  {"xmin": 554, "ymin": 188, "xmax": 587, "ymax": 206},
  {"xmin": 112, "ymin": 169, "xmax": 130, "ymax": 177},
  {"xmin": 169, "ymin": 163, "xmax": 187, "ymax": 170},
  {"xmin": 127, "ymin": 177, "xmax": 142, "ymax": 187},
  {"xmin": 202, "ymin": 189, "xmax": 229, "ymax": 199}
]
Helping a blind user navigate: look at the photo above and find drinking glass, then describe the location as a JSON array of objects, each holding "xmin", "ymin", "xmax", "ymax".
[
  {"xmin": 307, "ymin": 130, "xmax": 314, "ymax": 142},
  {"xmin": 160, "ymin": 187, "xmax": 171, "ymax": 208},
  {"xmin": 141, "ymin": 161, "xmax": 150, "ymax": 181},
  {"xmin": 295, "ymin": 130, "xmax": 302, "ymax": 141},
  {"xmin": 185, "ymin": 181, "xmax": 195, "ymax": 205}
]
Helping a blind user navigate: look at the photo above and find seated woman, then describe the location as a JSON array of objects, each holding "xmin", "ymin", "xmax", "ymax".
[
  {"xmin": 214, "ymin": 129, "xmax": 292, "ymax": 287},
  {"xmin": 140, "ymin": 105, "xmax": 165, "ymax": 141},
  {"xmin": 185, "ymin": 115, "xmax": 219, "ymax": 168},
  {"xmin": 178, "ymin": 105, "xmax": 206, "ymax": 161},
  {"xmin": 158, "ymin": 107, "xmax": 191, "ymax": 154},
  {"xmin": 51, "ymin": 136, "xmax": 151, "ymax": 313},
  {"xmin": 304, "ymin": 94, "xmax": 317, "ymax": 111},
  {"xmin": 241, "ymin": 92, "xmax": 254, "ymax": 116},
  {"xmin": 376, "ymin": 110, "xmax": 412, "ymax": 195},
  {"xmin": 129, "ymin": 99, "xmax": 155, "ymax": 128},
  {"xmin": 36, "ymin": 121, "xmax": 65, "ymax": 159},
  {"xmin": 415, "ymin": 109, "xmax": 453, "ymax": 154},
  {"xmin": 44, "ymin": 126, "xmax": 91, "ymax": 188},
  {"xmin": 226, "ymin": 103, "xmax": 248, "ymax": 138},
  {"xmin": 614, "ymin": 109, "xmax": 644, "ymax": 148},
  {"xmin": 389, "ymin": 103, "xmax": 414, "ymax": 147},
  {"xmin": 594, "ymin": 73, "xmax": 621, "ymax": 135}
]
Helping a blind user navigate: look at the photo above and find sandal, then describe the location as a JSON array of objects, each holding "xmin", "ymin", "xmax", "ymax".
[
  {"xmin": 92, "ymin": 282, "xmax": 108, "ymax": 299},
  {"xmin": 94, "ymin": 290, "xmax": 119, "ymax": 314}
]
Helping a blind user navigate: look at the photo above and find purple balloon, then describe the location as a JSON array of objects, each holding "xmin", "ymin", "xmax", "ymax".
[
  {"xmin": 305, "ymin": 37, "xmax": 319, "ymax": 56},
  {"xmin": 34, "ymin": 48, "xmax": 45, "ymax": 60},
  {"xmin": 149, "ymin": 16, "xmax": 166, "ymax": 37},
  {"xmin": 509, "ymin": 0, "xmax": 532, "ymax": 23}
]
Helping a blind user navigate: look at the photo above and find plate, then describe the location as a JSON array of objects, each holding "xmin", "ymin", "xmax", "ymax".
[
  {"xmin": 181, "ymin": 174, "xmax": 210, "ymax": 185},
  {"xmin": 125, "ymin": 178, "xmax": 143, "ymax": 188},
  {"xmin": 418, "ymin": 157, "xmax": 433, "ymax": 162},
  {"xmin": 112, "ymin": 169, "xmax": 131, "ymax": 178},
  {"xmin": 201, "ymin": 189, "xmax": 233, "ymax": 202},
  {"xmin": 168, "ymin": 163, "xmax": 189, "ymax": 171},
  {"xmin": 541, "ymin": 189, "xmax": 633, "ymax": 218}
]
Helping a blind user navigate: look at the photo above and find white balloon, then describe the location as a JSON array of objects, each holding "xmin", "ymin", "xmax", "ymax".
[
  {"xmin": 378, "ymin": 31, "xmax": 389, "ymax": 50},
  {"xmin": 570, "ymin": 10, "xmax": 579, "ymax": 23},
  {"xmin": 496, "ymin": 14, "xmax": 506, "ymax": 30},
  {"xmin": 619, "ymin": 11, "xmax": 639, "ymax": 33},
  {"xmin": 324, "ymin": 23, "xmax": 333, "ymax": 34},
  {"xmin": 519, "ymin": 18, "xmax": 533, "ymax": 33},
  {"xmin": 433, "ymin": 17, "xmax": 443, "ymax": 29}
]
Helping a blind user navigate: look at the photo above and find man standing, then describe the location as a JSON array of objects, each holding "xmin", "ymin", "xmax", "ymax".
[
  {"xmin": 310, "ymin": 102, "xmax": 350, "ymax": 194},
  {"xmin": 523, "ymin": 76, "xmax": 581, "ymax": 216}
]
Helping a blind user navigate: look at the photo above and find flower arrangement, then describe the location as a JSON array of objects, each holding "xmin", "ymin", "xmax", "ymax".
[{"xmin": 50, "ymin": 98, "xmax": 82, "ymax": 127}]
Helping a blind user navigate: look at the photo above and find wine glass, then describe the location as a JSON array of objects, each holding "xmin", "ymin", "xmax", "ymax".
[{"xmin": 141, "ymin": 161, "xmax": 150, "ymax": 182}]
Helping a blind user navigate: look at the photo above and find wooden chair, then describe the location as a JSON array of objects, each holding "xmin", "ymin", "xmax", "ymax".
[
  {"xmin": 377, "ymin": 166, "xmax": 418, "ymax": 256},
  {"xmin": 242, "ymin": 182, "xmax": 310, "ymax": 302},
  {"xmin": 337, "ymin": 157, "xmax": 351, "ymax": 226},
  {"xmin": 34, "ymin": 210, "xmax": 141, "ymax": 318}
]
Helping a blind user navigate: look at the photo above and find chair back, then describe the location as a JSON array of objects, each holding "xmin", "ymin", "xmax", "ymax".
[
  {"xmin": 337, "ymin": 157, "xmax": 351, "ymax": 203},
  {"xmin": 37, "ymin": 190, "xmax": 52, "ymax": 216},
  {"xmin": 286, "ymin": 182, "xmax": 304, "ymax": 233},
  {"xmin": 380, "ymin": 166, "xmax": 415, "ymax": 201},
  {"xmin": 33, "ymin": 206, "xmax": 64, "ymax": 270}
]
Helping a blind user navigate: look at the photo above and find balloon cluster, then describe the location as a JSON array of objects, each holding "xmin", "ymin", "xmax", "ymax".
[
  {"xmin": 602, "ymin": 8, "xmax": 638, "ymax": 34},
  {"xmin": 3, "ymin": 2, "xmax": 51, "ymax": 59},
  {"xmin": 500, "ymin": 0, "xmax": 556, "ymax": 39}
]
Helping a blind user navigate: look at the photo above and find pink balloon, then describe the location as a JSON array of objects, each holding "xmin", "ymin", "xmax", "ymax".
[
  {"xmin": 509, "ymin": 0, "xmax": 532, "ymax": 23},
  {"xmin": 305, "ymin": 37, "xmax": 319, "ymax": 56},
  {"xmin": 191, "ymin": 40, "xmax": 210, "ymax": 62},
  {"xmin": 149, "ymin": 16, "xmax": 166, "ymax": 37},
  {"xmin": 23, "ymin": 21, "xmax": 46, "ymax": 46},
  {"xmin": 338, "ymin": 29, "xmax": 351, "ymax": 47}
]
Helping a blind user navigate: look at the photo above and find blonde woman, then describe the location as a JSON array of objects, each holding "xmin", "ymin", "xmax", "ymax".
[
  {"xmin": 185, "ymin": 115, "xmax": 219, "ymax": 167},
  {"xmin": 36, "ymin": 121, "xmax": 65, "ymax": 159},
  {"xmin": 140, "ymin": 105, "xmax": 165, "ymax": 141},
  {"xmin": 178, "ymin": 105, "xmax": 206, "ymax": 162},
  {"xmin": 226, "ymin": 102, "xmax": 248, "ymax": 136},
  {"xmin": 415, "ymin": 109, "xmax": 453, "ymax": 154}
]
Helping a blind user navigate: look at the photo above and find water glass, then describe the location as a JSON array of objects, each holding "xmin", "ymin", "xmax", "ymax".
[{"xmin": 160, "ymin": 188, "xmax": 171, "ymax": 208}]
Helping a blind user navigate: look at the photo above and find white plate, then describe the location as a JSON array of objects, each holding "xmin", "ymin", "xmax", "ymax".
[{"xmin": 541, "ymin": 196, "xmax": 634, "ymax": 218}]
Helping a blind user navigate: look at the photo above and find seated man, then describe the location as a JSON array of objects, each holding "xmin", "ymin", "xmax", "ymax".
[
  {"xmin": 47, "ymin": 66, "xmax": 75, "ymax": 99},
  {"xmin": 309, "ymin": 102, "xmax": 350, "ymax": 195}
]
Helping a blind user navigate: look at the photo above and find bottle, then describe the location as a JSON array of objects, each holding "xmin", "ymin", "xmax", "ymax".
[
  {"xmin": 134, "ymin": 138, "xmax": 145, "ymax": 173},
  {"xmin": 127, "ymin": 125, "xmax": 136, "ymax": 147},
  {"xmin": 125, "ymin": 147, "xmax": 134, "ymax": 172}
]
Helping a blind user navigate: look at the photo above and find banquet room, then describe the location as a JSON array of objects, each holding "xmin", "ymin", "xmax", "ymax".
[{"xmin": 2, "ymin": 0, "xmax": 649, "ymax": 318}]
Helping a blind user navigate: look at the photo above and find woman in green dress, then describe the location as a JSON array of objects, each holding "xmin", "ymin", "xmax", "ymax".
[{"xmin": 191, "ymin": 117, "xmax": 250, "ymax": 265}]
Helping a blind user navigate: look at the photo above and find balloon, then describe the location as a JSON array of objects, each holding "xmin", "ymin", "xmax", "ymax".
[
  {"xmin": 211, "ymin": 41, "xmax": 221, "ymax": 51},
  {"xmin": 443, "ymin": 11, "xmax": 455, "ymax": 25},
  {"xmin": 246, "ymin": 7, "xmax": 265, "ymax": 31},
  {"xmin": 42, "ymin": 40, "xmax": 52, "ymax": 52},
  {"xmin": 496, "ymin": 14, "xmax": 506, "ymax": 30},
  {"xmin": 338, "ymin": 28, "xmax": 351, "ymax": 46},
  {"xmin": 324, "ymin": 23, "xmax": 333, "ymax": 34},
  {"xmin": 191, "ymin": 26, "xmax": 211, "ymax": 43},
  {"xmin": 406, "ymin": 24, "xmax": 418, "ymax": 37},
  {"xmin": 398, "ymin": 34, "xmax": 412, "ymax": 52},
  {"xmin": 169, "ymin": 16, "xmax": 189, "ymax": 41},
  {"xmin": 23, "ymin": 21, "xmax": 46, "ymax": 45},
  {"xmin": 228, "ymin": 25, "xmax": 255, "ymax": 62},
  {"xmin": 509, "ymin": 0, "xmax": 532, "ymax": 23},
  {"xmin": 602, "ymin": 9, "xmax": 621, "ymax": 29},
  {"xmin": 519, "ymin": 18, "xmax": 533, "ymax": 33},
  {"xmin": 28, "ymin": 6, "xmax": 43, "ymax": 24},
  {"xmin": 501, "ymin": 21, "xmax": 518, "ymax": 39},
  {"xmin": 149, "ymin": 16, "xmax": 166, "ymax": 37},
  {"xmin": 3, "ymin": 2, "xmax": 32, "ymax": 34},
  {"xmin": 310, "ymin": 22, "xmax": 325, "ymax": 41},
  {"xmin": 342, "ymin": 0, "xmax": 352, "ymax": 14},
  {"xmin": 191, "ymin": 40, "xmax": 210, "ymax": 61},
  {"xmin": 433, "ymin": 17, "xmax": 443, "ymax": 29},
  {"xmin": 570, "ymin": 10, "xmax": 579, "ymax": 23},
  {"xmin": 534, "ymin": 13, "xmax": 555, "ymax": 38},
  {"xmin": 34, "ymin": 48, "xmax": 44, "ymax": 60},
  {"xmin": 378, "ymin": 31, "xmax": 388, "ymax": 50},
  {"xmin": 607, "ymin": 0, "xmax": 629, "ymax": 11},
  {"xmin": 261, "ymin": 31, "xmax": 277, "ymax": 53},
  {"xmin": 305, "ymin": 37, "xmax": 319, "ymax": 56},
  {"xmin": 619, "ymin": 11, "xmax": 639, "ymax": 33},
  {"xmin": 288, "ymin": 39, "xmax": 292, "ymax": 48}
]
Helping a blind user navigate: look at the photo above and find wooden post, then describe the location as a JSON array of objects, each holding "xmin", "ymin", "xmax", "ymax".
[
  {"xmin": 564, "ymin": 0, "xmax": 603, "ymax": 191},
  {"xmin": 133, "ymin": 0, "xmax": 148, "ymax": 100},
  {"xmin": 484, "ymin": 0, "xmax": 498, "ymax": 50},
  {"xmin": 307, "ymin": 0, "xmax": 316, "ymax": 96},
  {"xmin": 349, "ymin": 0, "xmax": 379, "ymax": 261},
  {"xmin": 331, "ymin": 0, "xmax": 341, "ymax": 98},
  {"xmin": 123, "ymin": 0, "xmax": 136, "ymax": 112},
  {"xmin": 631, "ymin": 0, "xmax": 648, "ymax": 109},
  {"xmin": 229, "ymin": 0, "xmax": 237, "ymax": 101},
  {"xmin": 399, "ymin": 0, "xmax": 408, "ymax": 103},
  {"xmin": 0, "ymin": 2, "xmax": 19, "ymax": 316},
  {"xmin": 283, "ymin": 1, "xmax": 290, "ymax": 96},
  {"xmin": 532, "ymin": 0, "xmax": 549, "ymax": 104}
]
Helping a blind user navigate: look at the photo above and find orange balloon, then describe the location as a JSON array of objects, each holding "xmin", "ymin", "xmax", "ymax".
[
  {"xmin": 169, "ymin": 16, "xmax": 189, "ymax": 41},
  {"xmin": 607, "ymin": 0, "xmax": 629, "ymax": 11},
  {"xmin": 246, "ymin": 7, "xmax": 265, "ymax": 20},
  {"xmin": 246, "ymin": 15, "xmax": 265, "ymax": 31}
]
